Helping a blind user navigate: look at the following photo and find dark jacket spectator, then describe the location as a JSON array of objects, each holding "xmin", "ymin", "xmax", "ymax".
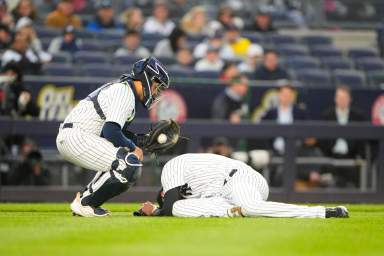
[
  {"xmin": 8, "ymin": 150, "xmax": 51, "ymax": 186},
  {"xmin": 153, "ymin": 27, "xmax": 187, "ymax": 58},
  {"xmin": 254, "ymin": 50, "xmax": 289, "ymax": 80},
  {"xmin": 86, "ymin": 0, "xmax": 120, "ymax": 32},
  {"xmin": 0, "ymin": 23, "xmax": 11, "ymax": 50},
  {"xmin": 48, "ymin": 25, "xmax": 82, "ymax": 54},
  {"xmin": 212, "ymin": 75, "xmax": 249, "ymax": 123},
  {"xmin": 246, "ymin": 11, "xmax": 276, "ymax": 32},
  {"xmin": 263, "ymin": 105, "xmax": 307, "ymax": 121},
  {"xmin": 0, "ymin": 62, "xmax": 39, "ymax": 117}
]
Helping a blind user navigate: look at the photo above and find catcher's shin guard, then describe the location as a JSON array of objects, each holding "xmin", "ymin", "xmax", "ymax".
[{"xmin": 81, "ymin": 148, "xmax": 142, "ymax": 207}]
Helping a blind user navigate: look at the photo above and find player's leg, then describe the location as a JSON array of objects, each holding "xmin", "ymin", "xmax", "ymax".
[
  {"xmin": 172, "ymin": 197, "xmax": 234, "ymax": 218},
  {"xmin": 228, "ymin": 177, "xmax": 326, "ymax": 218}
]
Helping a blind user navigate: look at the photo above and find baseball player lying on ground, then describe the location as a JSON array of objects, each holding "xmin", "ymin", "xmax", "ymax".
[
  {"xmin": 56, "ymin": 57, "xmax": 176, "ymax": 217},
  {"xmin": 135, "ymin": 153, "xmax": 349, "ymax": 218}
]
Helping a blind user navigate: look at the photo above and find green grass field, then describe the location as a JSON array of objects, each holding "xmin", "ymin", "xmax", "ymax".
[{"xmin": 0, "ymin": 203, "xmax": 383, "ymax": 256}]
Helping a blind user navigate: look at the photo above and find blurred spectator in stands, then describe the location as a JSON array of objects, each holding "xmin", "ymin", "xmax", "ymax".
[
  {"xmin": 320, "ymin": 85, "xmax": 365, "ymax": 188},
  {"xmin": 262, "ymin": 84, "xmax": 308, "ymax": 155},
  {"xmin": 212, "ymin": 75, "xmax": 249, "ymax": 123},
  {"xmin": 206, "ymin": 137, "xmax": 233, "ymax": 158},
  {"xmin": 321, "ymin": 85, "xmax": 365, "ymax": 158},
  {"xmin": 153, "ymin": 27, "xmax": 187, "ymax": 58},
  {"xmin": 2, "ymin": 31, "xmax": 42, "ymax": 75},
  {"xmin": 0, "ymin": 0, "xmax": 14, "ymax": 29},
  {"xmin": 208, "ymin": 5, "xmax": 243, "ymax": 34},
  {"xmin": 48, "ymin": 25, "xmax": 82, "ymax": 54},
  {"xmin": 0, "ymin": 23, "xmax": 11, "ymax": 50},
  {"xmin": 195, "ymin": 45, "xmax": 224, "ymax": 72},
  {"xmin": 8, "ymin": 149, "xmax": 51, "ymax": 186},
  {"xmin": 238, "ymin": 44, "xmax": 264, "ymax": 73},
  {"xmin": 11, "ymin": 0, "xmax": 37, "ymax": 23},
  {"xmin": 180, "ymin": 6, "xmax": 209, "ymax": 37},
  {"xmin": 120, "ymin": 7, "xmax": 144, "ymax": 32},
  {"xmin": 0, "ymin": 62, "xmax": 39, "ymax": 117},
  {"xmin": 262, "ymin": 0, "xmax": 307, "ymax": 29},
  {"xmin": 114, "ymin": 30, "xmax": 150, "ymax": 58},
  {"xmin": 45, "ymin": 0, "xmax": 82, "ymax": 29},
  {"xmin": 86, "ymin": 0, "xmax": 120, "ymax": 32},
  {"xmin": 219, "ymin": 62, "xmax": 240, "ymax": 81},
  {"xmin": 193, "ymin": 30, "xmax": 224, "ymax": 59},
  {"xmin": 254, "ymin": 50, "xmax": 289, "ymax": 80},
  {"xmin": 168, "ymin": 0, "xmax": 192, "ymax": 20},
  {"xmin": 246, "ymin": 11, "xmax": 276, "ymax": 33},
  {"xmin": 16, "ymin": 17, "xmax": 52, "ymax": 63},
  {"xmin": 169, "ymin": 47, "xmax": 194, "ymax": 72},
  {"xmin": 221, "ymin": 24, "xmax": 251, "ymax": 61},
  {"xmin": 143, "ymin": 0, "xmax": 175, "ymax": 36}
]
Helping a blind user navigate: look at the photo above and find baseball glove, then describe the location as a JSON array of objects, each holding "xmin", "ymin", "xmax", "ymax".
[{"xmin": 137, "ymin": 119, "xmax": 180, "ymax": 154}]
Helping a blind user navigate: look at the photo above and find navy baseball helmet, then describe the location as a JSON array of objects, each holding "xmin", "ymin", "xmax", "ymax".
[{"xmin": 129, "ymin": 57, "xmax": 170, "ymax": 109}]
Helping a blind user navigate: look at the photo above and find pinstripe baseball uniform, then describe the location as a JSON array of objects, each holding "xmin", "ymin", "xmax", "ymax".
[
  {"xmin": 56, "ymin": 80, "xmax": 135, "ymax": 173},
  {"xmin": 162, "ymin": 153, "xmax": 325, "ymax": 218}
]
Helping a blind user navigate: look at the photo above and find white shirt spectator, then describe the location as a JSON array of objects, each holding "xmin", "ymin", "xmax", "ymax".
[
  {"xmin": 114, "ymin": 46, "xmax": 150, "ymax": 58},
  {"xmin": 143, "ymin": 17, "xmax": 175, "ymax": 36},
  {"xmin": 194, "ymin": 58, "xmax": 224, "ymax": 72}
]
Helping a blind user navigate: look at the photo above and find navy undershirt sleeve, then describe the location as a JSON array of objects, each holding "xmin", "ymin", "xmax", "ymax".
[{"xmin": 102, "ymin": 121, "xmax": 136, "ymax": 151}]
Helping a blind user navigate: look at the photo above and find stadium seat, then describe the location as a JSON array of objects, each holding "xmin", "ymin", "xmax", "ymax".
[
  {"xmin": 113, "ymin": 55, "xmax": 138, "ymax": 65},
  {"xmin": 311, "ymin": 46, "xmax": 343, "ymax": 57},
  {"xmin": 80, "ymin": 64, "xmax": 115, "ymax": 77},
  {"xmin": 73, "ymin": 51, "xmax": 110, "ymax": 64},
  {"xmin": 278, "ymin": 44, "xmax": 309, "ymax": 57},
  {"xmin": 141, "ymin": 40, "xmax": 157, "ymax": 52},
  {"xmin": 367, "ymin": 71, "xmax": 384, "ymax": 88},
  {"xmin": 294, "ymin": 68, "xmax": 332, "ymax": 87},
  {"xmin": 80, "ymin": 40, "xmax": 107, "ymax": 51},
  {"xmin": 284, "ymin": 56, "xmax": 320, "ymax": 70},
  {"xmin": 321, "ymin": 57, "xmax": 354, "ymax": 70},
  {"xmin": 141, "ymin": 33, "xmax": 166, "ymax": 42},
  {"xmin": 51, "ymin": 52, "xmax": 72, "ymax": 63},
  {"xmin": 347, "ymin": 48, "xmax": 379, "ymax": 59},
  {"xmin": 333, "ymin": 69, "xmax": 367, "ymax": 88},
  {"xmin": 42, "ymin": 63, "xmax": 76, "ymax": 76},
  {"xmin": 168, "ymin": 68, "xmax": 193, "ymax": 78},
  {"xmin": 241, "ymin": 32, "xmax": 264, "ymax": 44},
  {"xmin": 194, "ymin": 71, "xmax": 220, "ymax": 79},
  {"xmin": 35, "ymin": 26, "xmax": 60, "ymax": 38},
  {"xmin": 157, "ymin": 57, "xmax": 176, "ymax": 65},
  {"xmin": 355, "ymin": 57, "xmax": 384, "ymax": 72},
  {"xmin": 75, "ymin": 29, "xmax": 97, "ymax": 39},
  {"xmin": 301, "ymin": 35, "xmax": 332, "ymax": 46},
  {"xmin": 267, "ymin": 33, "xmax": 297, "ymax": 45},
  {"xmin": 96, "ymin": 30, "xmax": 124, "ymax": 41}
]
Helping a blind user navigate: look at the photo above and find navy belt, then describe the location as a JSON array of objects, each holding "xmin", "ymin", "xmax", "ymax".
[{"xmin": 62, "ymin": 123, "xmax": 73, "ymax": 129}]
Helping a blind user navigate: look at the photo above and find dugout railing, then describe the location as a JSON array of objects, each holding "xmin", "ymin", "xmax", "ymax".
[{"xmin": 0, "ymin": 118, "xmax": 383, "ymax": 203}]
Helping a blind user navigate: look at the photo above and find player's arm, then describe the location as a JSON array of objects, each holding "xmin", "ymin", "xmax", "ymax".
[{"xmin": 102, "ymin": 122, "xmax": 136, "ymax": 151}]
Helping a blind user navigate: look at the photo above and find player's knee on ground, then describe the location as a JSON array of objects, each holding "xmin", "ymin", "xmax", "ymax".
[{"xmin": 81, "ymin": 148, "xmax": 142, "ymax": 207}]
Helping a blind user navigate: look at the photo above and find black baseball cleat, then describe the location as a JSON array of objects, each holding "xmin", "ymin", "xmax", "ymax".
[{"xmin": 325, "ymin": 206, "xmax": 349, "ymax": 218}]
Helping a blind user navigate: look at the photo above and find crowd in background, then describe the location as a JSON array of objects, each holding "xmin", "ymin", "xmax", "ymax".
[{"xmin": 0, "ymin": 0, "xmax": 380, "ymax": 189}]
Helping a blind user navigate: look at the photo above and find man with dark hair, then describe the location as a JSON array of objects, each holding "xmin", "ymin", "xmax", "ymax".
[
  {"xmin": 212, "ymin": 75, "xmax": 249, "ymax": 123},
  {"xmin": 45, "ymin": 0, "xmax": 82, "ymax": 29},
  {"xmin": 48, "ymin": 25, "xmax": 82, "ymax": 54},
  {"xmin": 86, "ymin": 0, "xmax": 120, "ymax": 32},
  {"xmin": 114, "ymin": 30, "xmax": 150, "ymax": 58},
  {"xmin": 254, "ymin": 50, "xmax": 289, "ymax": 80}
]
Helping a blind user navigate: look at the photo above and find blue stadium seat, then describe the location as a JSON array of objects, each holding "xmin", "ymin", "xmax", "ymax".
[
  {"xmin": 268, "ymin": 33, "xmax": 297, "ymax": 45},
  {"xmin": 278, "ymin": 44, "xmax": 309, "ymax": 57},
  {"xmin": 367, "ymin": 71, "xmax": 384, "ymax": 88},
  {"xmin": 141, "ymin": 33, "xmax": 166, "ymax": 42},
  {"xmin": 80, "ymin": 40, "xmax": 107, "ymax": 51},
  {"xmin": 141, "ymin": 40, "xmax": 157, "ymax": 52},
  {"xmin": 194, "ymin": 71, "xmax": 220, "ymax": 79},
  {"xmin": 347, "ymin": 48, "xmax": 379, "ymax": 59},
  {"xmin": 73, "ymin": 51, "xmax": 110, "ymax": 64},
  {"xmin": 294, "ymin": 69, "xmax": 332, "ymax": 87},
  {"xmin": 157, "ymin": 57, "xmax": 176, "ymax": 65},
  {"xmin": 80, "ymin": 64, "xmax": 115, "ymax": 77},
  {"xmin": 35, "ymin": 26, "xmax": 61, "ymax": 38},
  {"xmin": 51, "ymin": 52, "xmax": 72, "ymax": 63},
  {"xmin": 75, "ymin": 29, "xmax": 97, "ymax": 39},
  {"xmin": 355, "ymin": 57, "xmax": 384, "ymax": 72},
  {"xmin": 241, "ymin": 31, "xmax": 264, "ymax": 44},
  {"xmin": 285, "ymin": 56, "xmax": 320, "ymax": 70},
  {"xmin": 320, "ymin": 57, "xmax": 354, "ymax": 70},
  {"xmin": 333, "ymin": 69, "xmax": 366, "ymax": 88},
  {"xmin": 168, "ymin": 68, "xmax": 193, "ymax": 78},
  {"xmin": 301, "ymin": 35, "xmax": 332, "ymax": 46},
  {"xmin": 96, "ymin": 30, "xmax": 124, "ymax": 41},
  {"xmin": 113, "ymin": 55, "xmax": 138, "ymax": 65},
  {"xmin": 311, "ymin": 45, "xmax": 343, "ymax": 57},
  {"xmin": 42, "ymin": 63, "xmax": 76, "ymax": 76}
]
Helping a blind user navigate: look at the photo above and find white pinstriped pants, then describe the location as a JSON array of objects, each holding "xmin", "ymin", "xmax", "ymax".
[
  {"xmin": 173, "ymin": 169, "xmax": 325, "ymax": 218},
  {"xmin": 56, "ymin": 127, "xmax": 118, "ymax": 172}
]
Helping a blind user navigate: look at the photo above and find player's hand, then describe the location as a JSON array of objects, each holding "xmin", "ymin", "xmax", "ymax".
[
  {"xmin": 133, "ymin": 146, "xmax": 144, "ymax": 161},
  {"xmin": 141, "ymin": 201, "xmax": 157, "ymax": 216}
]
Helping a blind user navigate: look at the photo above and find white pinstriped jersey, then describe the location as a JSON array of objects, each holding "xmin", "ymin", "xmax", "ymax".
[
  {"xmin": 161, "ymin": 153, "xmax": 264, "ymax": 198},
  {"xmin": 64, "ymin": 81, "xmax": 136, "ymax": 135}
]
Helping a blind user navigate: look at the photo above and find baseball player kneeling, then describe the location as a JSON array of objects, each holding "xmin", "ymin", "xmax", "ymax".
[
  {"xmin": 135, "ymin": 153, "xmax": 349, "ymax": 218},
  {"xmin": 56, "ymin": 57, "xmax": 172, "ymax": 217}
]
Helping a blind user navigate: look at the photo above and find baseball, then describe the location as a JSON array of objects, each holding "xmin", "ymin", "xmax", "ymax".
[{"xmin": 157, "ymin": 133, "xmax": 167, "ymax": 144}]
